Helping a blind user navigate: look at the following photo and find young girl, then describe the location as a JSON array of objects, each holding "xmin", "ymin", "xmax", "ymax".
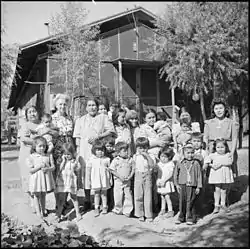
[
  {"xmin": 98, "ymin": 103, "xmax": 108, "ymax": 115},
  {"xmin": 204, "ymin": 138, "xmax": 234, "ymax": 214},
  {"xmin": 113, "ymin": 109, "xmax": 132, "ymax": 146},
  {"xmin": 55, "ymin": 143, "xmax": 82, "ymax": 222},
  {"xmin": 87, "ymin": 140, "xmax": 112, "ymax": 217},
  {"xmin": 26, "ymin": 136, "xmax": 55, "ymax": 219},
  {"xmin": 156, "ymin": 147, "xmax": 175, "ymax": 218}
]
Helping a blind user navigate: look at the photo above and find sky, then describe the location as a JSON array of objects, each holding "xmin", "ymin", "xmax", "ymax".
[{"xmin": 2, "ymin": 1, "xmax": 167, "ymax": 46}]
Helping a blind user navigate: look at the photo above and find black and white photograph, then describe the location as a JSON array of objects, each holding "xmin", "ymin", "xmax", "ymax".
[{"xmin": 1, "ymin": 1, "xmax": 248, "ymax": 247}]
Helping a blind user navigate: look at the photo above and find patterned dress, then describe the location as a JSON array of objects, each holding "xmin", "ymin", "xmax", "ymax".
[
  {"xmin": 51, "ymin": 112, "xmax": 74, "ymax": 178},
  {"xmin": 27, "ymin": 153, "xmax": 55, "ymax": 194}
]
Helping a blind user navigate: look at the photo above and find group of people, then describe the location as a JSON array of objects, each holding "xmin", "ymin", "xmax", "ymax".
[{"xmin": 18, "ymin": 93, "xmax": 239, "ymax": 225}]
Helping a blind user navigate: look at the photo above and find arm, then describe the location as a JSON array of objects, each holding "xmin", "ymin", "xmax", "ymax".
[
  {"xmin": 20, "ymin": 124, "xmax": 34, "ymax": 145},
  {"xmin": 43, "ymin": 154, "xmax": 55, "ymax": 172},
  {"xmin": 173, "ymin": 163, "xmax": 181, "ymax": 193},
  {"xmin": 109, "ymin": 159, "xmax": 125, "ymax": 181},
  {"xmin": 126, "ymin": 159, "xmax": 135, "ymax": 181},
  {"xmin": 141, "ymin": 152, "xmax": 155, "ymax": 169},
  {"xmin": 196, "ymin": 162, "xmax": 202, "ymax": 189},
  {"xmin": 231, "ymin": 120, "xmax": 239, "ymax": 154},
  {"xmin": 161, "ymin": 163, "xmax": 175, "ymax": 185},
  {"xmin": 98, "ymin": 115, "xmax": 116, "ymax": 139},
  {"xmin": 203, "ymin": 120, "xmax": 210, "ymax": 154},
  {"xmin": 27, "ymin": 157, "xmax": 43, "ymax": 174}
]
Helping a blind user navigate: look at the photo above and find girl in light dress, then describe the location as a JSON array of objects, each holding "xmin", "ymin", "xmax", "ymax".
[
  {"xmin": 87, "ymin": 140, "xmax": 112, "ymax": 217},
  {"xmin": 55, "ymin": 143, "xmax": 82, "ymax": 222},
  {"xmin": 156, "ymin": 147, "xmax": 175, "ymax": 218},
  {"xmin": 204, "ymin": 138, "xmax": 234, "ymax": 214},
  {"xmin": 27, "ymin": 136, "xmax": 55, "ymax": 219}
]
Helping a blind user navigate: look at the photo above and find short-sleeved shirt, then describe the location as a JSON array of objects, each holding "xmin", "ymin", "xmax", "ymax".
[
  {"xmin": 51, "ymin": 112, "xmax": 74, "ymax": 136},
  {"xmin": 133, "ymin": 153, "xmax": 156, "ymax": 173},
  {"xmin": 109, "ymin": 156, "xmax": 134, "ymax": 180},
  {"xmin": 114, "ymin": 124, "xmax": 131, "ymax": 144}
]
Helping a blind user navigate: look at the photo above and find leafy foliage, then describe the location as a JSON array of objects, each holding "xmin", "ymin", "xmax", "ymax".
[
  {"xmin": 49, "ymin": 2, "xmax": 109, "ymax": 113},
  {"xmin": 1, "ymin": 213, "xmax": 110, "ymax": 247},
  {"xmin": 147, "ymin": 2, "xmax": 248, "ymax": 120}
]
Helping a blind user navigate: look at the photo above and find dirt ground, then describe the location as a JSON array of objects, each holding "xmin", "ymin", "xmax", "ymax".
[{"xmin": 1, "ymin": 136, "xmax": 249, "ymax": 247}]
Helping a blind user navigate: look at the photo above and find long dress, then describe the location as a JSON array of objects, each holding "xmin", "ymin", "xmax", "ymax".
[
  {"xmin": 203, "ymin": 117, "xmax": 239, "ymax": 176},
  {"xmin": 18, "ymin": 121, "xmax": 40, "ymax": 193},
  {"xmin": 73, "ymin": 113, "xmax": 114, "ymax": 189},
  {"xmin": 27, "ymin": 153, "xmax": 55, "ymax": 194}
]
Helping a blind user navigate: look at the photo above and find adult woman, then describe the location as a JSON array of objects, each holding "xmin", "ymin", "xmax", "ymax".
[
  {"xmin": 204, "ymin": 98, "xmax": 239, "ymax": 177},
  {"xmin": 73, "ymin": 98, "xmax": 115, "ymax": 209},
  {"xmin": 18, "ymin": 106, "xmax": 41, "ymax": 210}
]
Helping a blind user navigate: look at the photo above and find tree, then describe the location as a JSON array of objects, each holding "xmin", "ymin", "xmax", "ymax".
[
  {"xmin": 147, "ymin": 3, "xmax": 248, "ymax": 118},
  {"xmin": 147, "ymin": 2, "xmax": 248, "ymax": 147},
  {"xmin": 49, "ymin": 2, "xmax": 109, "ymax": 115}
]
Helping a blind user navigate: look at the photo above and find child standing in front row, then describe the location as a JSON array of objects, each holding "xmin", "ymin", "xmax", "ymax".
[
  {"xmin": 110, "ymin": 142, "xmax": 135, "ymax": 217},
  {"xmin": 174, "ymin": 143, "xmax": 202, "ymax": 225},
  {"xmin": 156, "ymin": 147, "xmax": 175, "ymax": 218},
  {"xmin": 27, "ymin": 136, "xmax": 55, "ymax": 219},
  {"xmin": 55, "ymin": 143, "xmax": 82, "ymax": 222},
  {"xmin": 87, "ymin": 140, "xmax": 112, "ymax": 217},
  {"xmin": 204, "ymin": 138, "xmax": 234, "ymax": 214},
  {"xmin": 133, "ymin": 137, "xmax": 156, "ymax": 222}
]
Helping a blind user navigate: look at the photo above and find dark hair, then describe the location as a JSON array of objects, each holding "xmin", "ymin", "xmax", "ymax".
[
  {"xmin": 99, "ymin": 103, "xmax": 108, "ymax": 111},
  {"xmin": 135, "ymin": 137, "xmax": 150, "ymax": 149},
  {"xmin": 109, "ymin": 102, "xmax": 119, "ymax": 108},
  {"xmin": 91, "ymin": 140, "xmax": 106, "ymax": 155},
  {"xmin": 157, "ymin": 112, "xmax": 167, "ymax": 121},
  {"xmin": 213, "ymin": 138, "xmax": 230, "ymax": 153},
  {"xmin": 210, "ymin": 98, "xmax": 230, "ymax": 118},
  {"xmin": 112, "ymin": 109, "xmax": 126, "ymax": 126},
  {"xmin": 30, "ymin": 136, "xmax": 48, "ymax": 154},
  {"xmin": 25, "ymin": 106, "xmax": 39, "ymax": 121},
  {"xmin": 158, "ymin": 147, "xmax": 175, "ymax": 160},
  {"xmin": 179, "ymin": 106, "xmax": 189, "ymax": 116},
  {"xmin": 86, "ymin": 98, "xmax": 99, "ymax": 108},
  {"xmin": 180, "ymin": 117, "xmax": 191, "ymax": 127},
  {"xmin": 115, "ymin": 141, "xmax": 129, "ymax": 153},
  {"xmin": 191, "ymin": 132, "xmax": 203, "ymax": 140},
  {"xmin": 42, "ymin": 113, "xmax": 52, "ymax": 121},
  {"xmin": 62, "ymin": 143, "xmax": 76, "ymax": 158},
  {"xmin": 143, "ymin": 108, "xmax": 157, "ymax": 119}
]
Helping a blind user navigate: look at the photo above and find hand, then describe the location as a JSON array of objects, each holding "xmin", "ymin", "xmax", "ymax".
[
  {"xmin": 195, "ymin": 188, "xmax": 200, "ymax": 195},
  {"xmin": 76, "ymin": 146, "xmax": 80, "ymax": 154},
  {"xmin": 157, "ymin": 139, "xmax": 165, "ymax": 147},
  {"xmin": 176, "ymin": 185, "xmax": 181, "ymax": 194},
  {"xmin": 233, "ymin": 173, "xmax": 236, "ymax": 179},
  {"xmin": 42, "ymin": 167, "xmax": 49, "ymax": 173},
  {"xmin": 62, "ymin": 155, "xmax": 66, "ymax": 161},
  {"xmin": 88, "ymin": 135, "xmax": 99, "ymax": 144}
]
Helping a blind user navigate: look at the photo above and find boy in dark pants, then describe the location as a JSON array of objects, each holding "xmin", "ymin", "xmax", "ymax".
[{"xmin": 174, "ymin": 143, "xmax": 202, "ymax": 225}]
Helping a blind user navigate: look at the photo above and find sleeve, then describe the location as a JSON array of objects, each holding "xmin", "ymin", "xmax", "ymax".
[
  {"xmin": 173, "ymin": 162, "xmax": 180, "ymax": 186},
  {"xmin": 73, "ymin": 117, "xmax": 81, "ymax": 138},
  {"xmin": 204, "ymin": 154, "xmax": 212, "ymax": 164},
  {"xmin": 109, "ymin": 158, "xmax": 117, "ymax": 171},
  {"xmin": 163, "ymin": 162, "xmax": 175, "ymax": 182},
  {"xmin": 26, "ymin": 156, "xmax": 34, "ymax": 169},
  {"xmin": 196, "ymin": 162, "xmax": 202, "ymax": 188}
]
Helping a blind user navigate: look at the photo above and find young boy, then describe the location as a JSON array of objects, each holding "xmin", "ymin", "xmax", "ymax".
[
  {"xmin": 133, "ymin": 137, "xmax": 156, "ymax": 222},
  {"xmin": 174, "ymin": 143, "xmax": 202, "ymax": 225},
  {"xmin": 109, "ymin": 142, "xmax": 134, "ymax": 217}
]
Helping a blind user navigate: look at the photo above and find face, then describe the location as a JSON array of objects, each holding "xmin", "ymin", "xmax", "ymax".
[
  {"xmin": 145, "ymin": 112, "xmax": 156, "ymax": 126},
  {"xmin": 35, "ymin": 141, "xmax": 46, "ymax": 154},
  {"xmin": 214, "ymin": 104, "xmax": 225, "ymax": 119},
  {"xmin": 160, "ymin": 154, "xmax": 169, "ymax": 164},
  {"xmin": 86, "ymin": 100, "xmax": 98, "ymax": 116},
  {"xmin": 64, "ymin": 152, "xmax": 73, "ymax": 160},
  {"xmin": 129, "ymin": 117, "xmax": 138, "ymax": 128},
  {"xmin": 180, "ymin": 112, "xmax": 190, "ymax": 120},
  {"xmin": 110, "ymin": 106, "xmax": 117, "ymax": 113},
  {"xmin": 181, "ymin": 123, "xmax": 190, "ymax": 132},
  {"xmin": 216, "ymin": 142, "xmax": 226, "ymax": 155},
  {"xmin": 119, "ymin": 148, "xmax": 128, "ymax": 159},
  {"xmin": 105, "ymin": 143, "xmax": 113, "ymax": 152},
  {"xmin": 95, "ymin": 149, "xmax": 105, "ymax": 158},
  {"xmin": 56, "ymin": 98, "xmax": 67, "ymax": 114},
  {"xmin": 98, "ymin": 104, "xmax": 107, "ymax": 114},
  {"xmin": 43, "ymin": 118, "xmax": 51, "ymax": 128},
  {"xmin": 117, "ymin": 112, "xmax": 126, "ymax": 125},
  {"xmin": 136, "ymin": 146, "xmax": 147, "ymax": 154},
  {"xmin": 191, "ymin": 137, "xmax": 202, "ymax": 150},
  {"xmin": 183, "ymin": 148, "xmax": 194, "ymax": 160},
  {"xmin": 26, "ymin": 107, "xmax": 38, "ymax": 122}
]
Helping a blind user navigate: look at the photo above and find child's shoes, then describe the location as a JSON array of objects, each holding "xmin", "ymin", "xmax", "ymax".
[
  {"xmin": 101, "ymin": 207, "xmax": 108, "ymax": 215},
  {"xmin": 94, "ymin": 208, "xmax": 100, "ymax": 217},
  {"xmin": 146, "ymin": 218, "xmax": 153, "ymax": 223},
  {"xmin": 139, "ymin": 216, "xmax": 145, "ymax": 222},
  {"xmin": 213, "ymin": 206, "xmax": 220, "ymax": 214},
  {"xmin": 220, "ymin": 205, "xmax": 230, "ymax": 213},
  {"xmin": 158, "ymin": 210, "xmax": 166, "ymax": 216},
  {"xmin": 165, "ymin": 211, "xmax": 174, "ymax": 218},
  {"xmin": 186, "ymin": 220, "xmax": 194, "ymax": 225}
]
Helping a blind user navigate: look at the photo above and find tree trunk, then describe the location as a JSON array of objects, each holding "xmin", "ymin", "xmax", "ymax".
[
  {"xmin": 200, "ymin": 90, "xmax": 207, "ymax": 122},
  {"xmin": 238, "ymin": 103, "xmax": 243, "ymax": 149}
]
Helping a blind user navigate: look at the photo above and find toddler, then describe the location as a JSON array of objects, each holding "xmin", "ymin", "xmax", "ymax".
[
  {"xmin": 87, "ymin": 140, "xmax": 112, "ymax": 217},
  {"xmin": 26, "ymin": 136, "xmax": 55, "ymax": 219},
  {"xmin": 110, "ymin": 142, "xmax": 134, "ymax": 217},
  {"xmin": 113, "ymin": 109, "xmax": 132, "ymax": 145},
  {"xmin": 36, "ymin": 113, "xmax": 55, "ymax": 153},
  {"xmin": 156, "ymin": 147, "xmax": 175, "ymax": 218},
  {"xmin": 174, "ymin": 143, "xmax": 202, "ymax": 225},
  {"xmin": 55, "ymin": 143, "xmax": 81, "ymax": 222},
  {"xmin": 133, "ymin": 137, "xmax": 156, "ymax": 222},
  {"xmin": 204, "ymin": 138, "xmax": 234, "ymax": 214}
]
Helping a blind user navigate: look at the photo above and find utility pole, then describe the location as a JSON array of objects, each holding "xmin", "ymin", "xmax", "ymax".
[{"xmin": 44, "ymin": 22, "xmax": 50, "ymax": 36}]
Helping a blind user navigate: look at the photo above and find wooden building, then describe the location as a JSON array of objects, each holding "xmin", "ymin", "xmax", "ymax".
[{"xmin": 8, "ymin": 7, "xmax": 185, "ymax": 122}]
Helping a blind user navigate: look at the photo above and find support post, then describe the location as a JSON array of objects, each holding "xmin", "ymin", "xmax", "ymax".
[
  {"xmin": 156, "ymin": 68, "xmax": 160, "ymax": 106},
  {"xmin": 136, "ymin": 68, "xmax": 142, "ymax": 122},
  {"xmin": 45, "ymin": 58, "xmax": 50, "ymax": 114},
  {"xmin": 98, "ymin": 39, "xmax": 101, "ymax": 95},
  {"xmin": 171, "ymin": 87, "xmax": 175, "ymax": 127},
  {"xmin": 118, "ymin": 60, "xmax": 123, "ymax": 104}
]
